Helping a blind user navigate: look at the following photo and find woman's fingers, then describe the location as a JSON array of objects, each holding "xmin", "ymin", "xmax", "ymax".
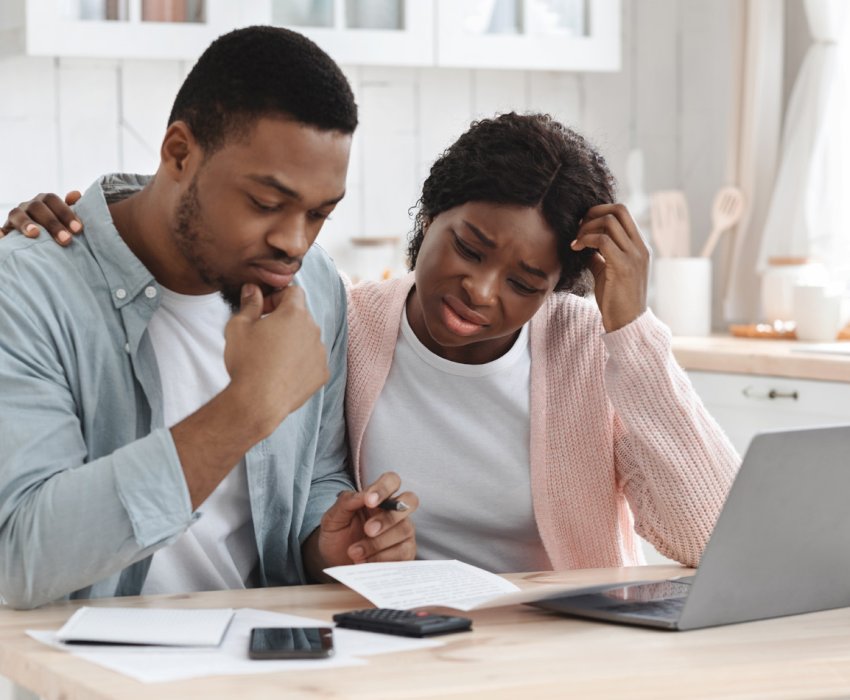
[{"xmin": 0, "ymin": 192, "xmax": 83, "ymax": 245}]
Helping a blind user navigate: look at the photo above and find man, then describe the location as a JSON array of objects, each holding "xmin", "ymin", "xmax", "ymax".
[{"xmin": 0, "ymin": 26, "xmax": 417, "ymax": 610}]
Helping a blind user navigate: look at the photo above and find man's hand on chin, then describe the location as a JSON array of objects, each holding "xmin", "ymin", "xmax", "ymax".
[{"xmin": 261, "ymin": 286, "xmax": 287, "ymax": 315}]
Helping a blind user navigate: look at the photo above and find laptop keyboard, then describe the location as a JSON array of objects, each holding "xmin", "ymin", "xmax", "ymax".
[{"xmin": 603, "ymin": 596, "xmax": 687, "ymax": 619}]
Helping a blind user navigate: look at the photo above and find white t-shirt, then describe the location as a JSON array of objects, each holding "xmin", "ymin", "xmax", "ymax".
[
  {"xmin": 361, "ymin": 306, "xmax": 551, "ymax": 573},
  {"xmin": 141, "ymin": 287, "xmax": 258, "ymax": 595}
]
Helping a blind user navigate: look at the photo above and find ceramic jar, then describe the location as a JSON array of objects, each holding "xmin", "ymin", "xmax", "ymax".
[
  {"xmin": 760, "ymin": 257, "xmax": 828, "ymax": 324},
  {"xmin": 348, "ymin": 236, "xmax": 401, "ymax": 283},
  {"xmin": 654, "ymin": 257, "xmax": 712, "ymax": 336}
]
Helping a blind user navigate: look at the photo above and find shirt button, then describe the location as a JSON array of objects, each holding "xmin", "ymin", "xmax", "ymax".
[
  {"xmin": 124, "ymin": 343, "xmax": 130, "ymax": 354},
  {"xmin": 115, "ymin": 288, "xmax": 127, "ymax": 300},
  {"xmin": 144, "ymin": 286, "xmax": 157, "ymax": 299}
]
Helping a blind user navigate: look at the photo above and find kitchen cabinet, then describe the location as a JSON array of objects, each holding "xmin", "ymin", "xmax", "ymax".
[
  {"xmin": 670, "ymin": 335, "xmax": 850, "ymax": 452},
  {"xmin": 435, "ymin": 0, "xmax": 621, "ymax": 71},
  {"xmin": 278, "ymin": 0, "xmax": 620, "ymax": 70},
  {"xmin": 2, "ymin": 0, "xmax": 621, "ymax": 71},
  {"xmin": 687, "ymin": 371, "xmax": 850, "ymax": 455},
  {"xmin": 0, "ymin": 0, "xmax": 256, "ymax": 60},
  {"xmin": 272, "ymin": 0, "xmax": 434, "ymax": 67}
]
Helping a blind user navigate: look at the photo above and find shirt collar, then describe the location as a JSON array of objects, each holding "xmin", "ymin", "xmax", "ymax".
[{"xmin": 76, "ymin": 174, "xmax": 156, "ymax": 309}]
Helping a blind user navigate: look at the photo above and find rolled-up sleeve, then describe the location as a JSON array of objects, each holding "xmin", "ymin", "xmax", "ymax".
[{"xmin": 0, "ymin": 285, "xmax": 193, "ymax": 609}]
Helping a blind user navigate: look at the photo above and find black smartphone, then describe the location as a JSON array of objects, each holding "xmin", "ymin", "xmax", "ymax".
[{"xmin": 248, "ymin": 627, "xmax": 334, "ymax": 660}]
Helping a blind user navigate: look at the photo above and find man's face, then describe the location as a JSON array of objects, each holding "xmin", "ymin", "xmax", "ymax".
[{"xmin": 172, "ymin": 117, "xmax": 351, "ymax": 311}]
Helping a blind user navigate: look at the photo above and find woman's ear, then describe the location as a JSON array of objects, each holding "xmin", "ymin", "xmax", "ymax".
[{"xmin": 160, "ymin": 121, "xmax": 199, "ymax": 182}]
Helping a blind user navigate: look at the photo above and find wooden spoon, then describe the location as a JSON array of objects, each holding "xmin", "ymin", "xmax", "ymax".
[
  {"xmin": 650, "ymin": 190, "xmax": 690, "ymax": 258},
  {"xmin": 700, "ymin": 186, "xmax": 745, "ymax": 258}
]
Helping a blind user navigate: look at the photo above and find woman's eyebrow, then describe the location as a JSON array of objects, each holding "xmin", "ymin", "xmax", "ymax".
[
  {"xmin": 462, "ymin": 220, "xmax": 547, "ymax": 279},
  {"xmin": 519, "ymin": 261, "xmax": 548, "ymax": 280},
  {"xmin": 462, "ymin": 220, "xmax": 496, "ymax": 248}
]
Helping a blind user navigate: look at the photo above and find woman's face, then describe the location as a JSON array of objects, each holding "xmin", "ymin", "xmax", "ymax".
[{"xmin": 407, "ymin": 201, "xmax": 562, "ymax": 364}]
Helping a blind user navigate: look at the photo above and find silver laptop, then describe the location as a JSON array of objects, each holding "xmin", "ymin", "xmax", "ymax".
[{"xmin": 533, "ymin": 425, "xmax": 850, "ymax": 630}]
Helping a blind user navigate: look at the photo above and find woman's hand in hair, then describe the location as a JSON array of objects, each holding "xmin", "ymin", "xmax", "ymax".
[
  {"xmin": 1, "ymin": 191, "xmax": 83, "ymax": 246},
  {"xmin": 571, "ymin": 203, "xmax": 649, "ymax": 333}
]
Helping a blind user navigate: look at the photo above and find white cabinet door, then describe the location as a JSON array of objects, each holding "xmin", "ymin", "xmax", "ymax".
[
  {"xmin": 271, "ymin": 0, "xmax": 434, "ymax": 67},
  {"xmin": 8, "ymin": 0, "xmax": 257, "ymax": 60},
  {"xmin": 688, "ymin": 371, "xmax": 850, "ymax": 455},
  {"xmin": 435, "ymin": 0, "xmax": 621, "ymax": 71}
]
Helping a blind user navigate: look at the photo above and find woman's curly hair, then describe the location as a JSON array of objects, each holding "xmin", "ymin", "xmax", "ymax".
[{"xmin": 407, "ymin": 112, "xmax": 616, "ymax": 294}]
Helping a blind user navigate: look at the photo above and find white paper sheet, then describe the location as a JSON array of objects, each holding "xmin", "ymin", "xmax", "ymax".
[
  {"xmin": 324, "ymin": 560, "xmax": 522, "ymax": 610},
  {"xmin": 56, "ymin": 606, "xmax": 234, "ymax": 646},
  {"xmin": 28, "ymin": 608, "xmax": 442, "ymax": 683},
  {"xmin": 324, "ymin": 560, "xmax": 662, "ymax": 611}
]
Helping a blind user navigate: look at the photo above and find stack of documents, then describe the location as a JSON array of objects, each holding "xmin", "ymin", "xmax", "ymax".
[{"xmin": 29, "ymin": 608, "xmax": 441, "ymax": 683}]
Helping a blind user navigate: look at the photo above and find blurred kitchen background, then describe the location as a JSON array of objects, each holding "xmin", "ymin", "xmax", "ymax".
[{"xmin": 0, "ymin": 0, "xmax": 846, "ymax": 331}]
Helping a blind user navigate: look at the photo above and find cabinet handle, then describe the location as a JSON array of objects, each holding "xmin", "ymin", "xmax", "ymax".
[{"xmin": 741, "ymin": 387, "xmax": 799, "ymax": 401}]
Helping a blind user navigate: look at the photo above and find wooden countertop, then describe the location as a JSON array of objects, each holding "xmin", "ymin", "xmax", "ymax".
[{"xmin": 671, "ymin": 335, "xmax": 850, "ymax": 383}]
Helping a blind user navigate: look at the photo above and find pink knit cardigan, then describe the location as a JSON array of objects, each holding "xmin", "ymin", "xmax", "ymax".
[{"xmin": 345, "ymin": 274, "xmax": 739, "ymax": 569}]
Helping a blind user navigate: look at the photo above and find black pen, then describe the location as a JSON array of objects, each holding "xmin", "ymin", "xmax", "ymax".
[{"xmin": 378, "ymin": 497, "xmax": 409, "ymax": 512}]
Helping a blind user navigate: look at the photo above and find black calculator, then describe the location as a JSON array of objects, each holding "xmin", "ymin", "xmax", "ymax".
[{"xmin": 332, "ymin": 608, "xmax": 472, "ymax": 637}]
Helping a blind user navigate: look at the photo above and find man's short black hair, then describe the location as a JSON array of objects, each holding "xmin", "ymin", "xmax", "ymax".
[{"xmin": 168, "ymin": 25, "xmax": 358, "ymax": 153}]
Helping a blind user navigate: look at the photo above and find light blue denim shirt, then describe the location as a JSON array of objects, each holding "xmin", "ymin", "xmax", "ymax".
[{"xmin": 0, "ymin": 174, "xmax": 353, "ymax": 609}]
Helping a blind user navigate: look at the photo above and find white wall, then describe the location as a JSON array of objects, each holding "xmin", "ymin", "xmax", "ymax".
[{"xmin": 0, "ymin": 0, "xmax": 739, "ymax": 284}]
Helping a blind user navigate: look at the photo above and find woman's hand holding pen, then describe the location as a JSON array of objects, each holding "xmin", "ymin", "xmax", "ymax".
[{"xmin": 312, "ymin": 471, "xmax": 419, "ymax": 571}]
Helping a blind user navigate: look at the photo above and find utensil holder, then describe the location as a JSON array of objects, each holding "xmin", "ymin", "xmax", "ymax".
[{"xmin": 653, "ymin": 257, "xmax": 712, "ymax": 336}]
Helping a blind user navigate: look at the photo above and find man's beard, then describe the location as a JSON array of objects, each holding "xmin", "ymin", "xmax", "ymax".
[{"xmin": 172, "ymin": 177, "xmax": 243, "ymax": 313}]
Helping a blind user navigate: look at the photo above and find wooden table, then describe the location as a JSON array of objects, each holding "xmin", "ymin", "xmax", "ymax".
[{"xmin": 3, "ymin": 564, "xmax": 850, "ymax": 699}]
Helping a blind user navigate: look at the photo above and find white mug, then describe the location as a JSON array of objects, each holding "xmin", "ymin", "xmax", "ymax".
[
  {"xmin": 653, "ymin": 257, "xmax": 712, "ymax": 336},
  {"xmin": 793, "ymin": 285, "xmax": 843, "ymax": 342}
]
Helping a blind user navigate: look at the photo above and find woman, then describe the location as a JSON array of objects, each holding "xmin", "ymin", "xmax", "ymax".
[{"xmin": 2, "ymin": 113, "xmax": 739, "ymax": 573}]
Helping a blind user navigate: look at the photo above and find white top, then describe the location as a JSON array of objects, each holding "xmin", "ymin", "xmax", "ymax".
[
  {"xmin": 361, "ymin": 306, "xmax": 551, "ymax": 573},
  {"xmin": 141, "ymin": 287, "xmax": 258, "ymax": 595}
]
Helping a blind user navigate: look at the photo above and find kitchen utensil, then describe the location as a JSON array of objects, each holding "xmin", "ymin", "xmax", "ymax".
[
  {"xmin": 624, "ymin": 148, "xmax": 649, "ymax": 224},
  {"xmin": 699, "ymin": 186, "xmax": 745, "ymax": 258},
  {"xmin": 650, "ymin": 190, "xmax": 690, "ymax": 258}
]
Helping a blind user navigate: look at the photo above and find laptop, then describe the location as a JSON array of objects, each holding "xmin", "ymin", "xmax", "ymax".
[{"xmin": 533, "ymin": 425, "xmax": 850, "ymax": 630}]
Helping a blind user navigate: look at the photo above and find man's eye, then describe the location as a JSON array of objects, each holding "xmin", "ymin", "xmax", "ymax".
[
  {"xmin": 308, "ymin": 210, "xmax": 332, "ymax": 222},
  {"xmin": 249, "ymin": 196, "xmax": 281, "ymax": 213}
]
